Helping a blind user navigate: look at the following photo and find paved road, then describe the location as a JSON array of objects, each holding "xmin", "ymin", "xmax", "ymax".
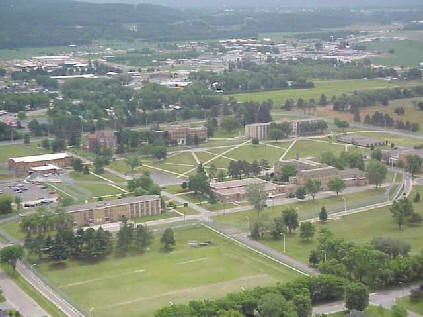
[
  {"xmin": 0, "ymin": 270, "xmax": 49, "ymax": 317},
  {"xmin": 16, "ymin": 261, "xmax": 84, "ymax": 317},
  {"xmin": 313, "ymin": 282, "xmax": 423, "ymax": 316}
]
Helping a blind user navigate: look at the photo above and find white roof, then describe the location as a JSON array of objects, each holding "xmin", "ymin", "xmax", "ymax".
[
  {"xmin": 30, "ymin": 164, "xmax": 61, "ymax": 171},
  {"xmin": 10, "ymin": 153, "xmax": 70, "ymax": 163}
]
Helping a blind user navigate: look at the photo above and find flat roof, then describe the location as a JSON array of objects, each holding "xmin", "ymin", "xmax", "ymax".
[
  {"xmin": 66, "ymin": 195, "xmax": 160, "ymax": 213},
  {"xmin": 30, "ymin": 164, "xmax": 61, "ymax": 171},
  {"xmin": 210, "ymin": 178, "xmax": 266, "ymax": 190},
  {"xmin": 10, "ymin": 153, "xmax": 70, "ymax": 164}
]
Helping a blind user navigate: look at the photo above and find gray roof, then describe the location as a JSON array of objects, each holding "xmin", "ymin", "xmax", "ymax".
[{"xmin": 66, "ymin": 195, "xmax": 160, "ymax": 213}]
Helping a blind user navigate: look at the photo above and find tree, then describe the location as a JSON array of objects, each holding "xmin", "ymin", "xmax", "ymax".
[
  {"xmin": 305, "ymin": 179, "xmax": 321, "ymax": 200},
  {"xmin": 161, "ymin": 228, "xmax": 175, "ymax": 250},
  {"xmin": 414, "ymin": 192, "xmax": 420, "ymax": 203},
  {"xmin": 51, "ymin": 138, "xmax": 66, "ymax": 152},
  {"xmin": 152, "ymin": 146, "xmax": 167, "ymax": 160},
  {"xmin": 328, "ymin": 178, "xmax": 345, "ymax": 196},
  {"xmin": 258, "ymin": 292, "xmax": 296, "ymax": 317},
  {"xmin": 282, "ymin": 208, "xmax": 299, "ymax": 233},
  {"xmin": 208, "ymin": 163, "xmax": 217, "ymax": 181},
  {"xmin": 251, "ymin": 137, "xmax": 259, "ymax": 145},
  {"xmin": 23, "ymin": 133, "xmax": 30, "ymax": 144},
  {"xmin": 296, "ymin": 187, "xmax": 306, "ymax": 200},
  {"xmin": 217, "ymin": 170, "xmax": 226, "ymax": 182},
  {"xmin": 319, "ymin": 206, "xmax": 328, "ymax": 222},
  {"xmin": 0, "ymin": 245, "xmax": 24, "ymax": 271},
  {"xmin": 300, "ymin": 222, "xmax": 315, "ymax": 240},
  {"xmin": 334, "ymin": 118, "xmax": 349, "ymax": 132},
  {"xmin": 50, "ymin": 234, "xmax": 70, "ymax": 262},
  {"xmin": 71, "ymin": 157, "xmax": 83, "ymax": 172},
  {"xmin": 188, "ymin": 171, "xmax": 210, "ymax": 195},
  {"xmin": 371, "ymin": 148, "xmax": 383, "ymax": 161},
  {"xmin": 366, "ymin": 160, "xmax": 387, "ymax": 188},
  {"xmin": 371, "ymin": 237, "xmax": 410, "ymax": 258},
  {"xmin": 406, "ymin": 154, "xmax": 422, "ymax": 177},
  {"xmin": 245, "ymin": 183, "xmax": 267, "ymax": 216},
  {"xmin": 293, "ymin": 292, "xmax": 312, "ymax": 317},
  {"xmin": 319, "ymin": 94, "xmax": 328, "ymax": 106},
  {"xmin": 126, "ymin": 156, "xmax": 141, "ymax": 171},
  {"xmin": 281, "ymin": 164, "xmax": 296, "ymax": 182},
  {"xmin": 390, "ymin": 198, "xmax": 413, "ymax": 230},
  {"xmin": 0, "ymin": 195, "xmax": 13, "ymax": 214},
  {"xmin": 309, "ymin": 249, "xmax": 321, "ymax": 267},
  {"xmin": 345, "ymin": 282, "xmax": 369, "ymax": 311},
  {"xmin": 220, "ymin": 117, "xmax": 240, "ymax": 131},
  {"xmin": 93, "ymin": 157, "xmax": 105, "ymax": 174}
]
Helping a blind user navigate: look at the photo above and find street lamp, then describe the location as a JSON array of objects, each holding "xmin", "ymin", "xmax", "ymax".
[
  {"xmin": 245, "ymin": 216, "xmax": 250, "ymax": 230},
  {"xmin": 321, "ymin": 250, "xmax": 327, "ymax": 263},
  {"xmin": 280, "ymin": 232, "xmax": 286, "ymax": 253},
  {"xmin": 89, "ymin": 307, "xmax": 94, "ymax": 317},
  {"xmin": 342, "ymin": 196, "xmax": 346, "ymax": 213}
]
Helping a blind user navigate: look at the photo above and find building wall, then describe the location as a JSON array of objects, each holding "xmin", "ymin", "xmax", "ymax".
[
  {"xmin": 71, "ymin": 198, "xmax": 161, "ymax": 227},
  {"xmin": 245, "ymin": 123, "xmax": 270, "ymax": 140},
  {"xmin": 9, "ymin": 157, "xmax": 72, "ymax": 175}
]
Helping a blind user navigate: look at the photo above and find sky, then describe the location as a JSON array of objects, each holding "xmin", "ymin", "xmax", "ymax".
[{"xmin": 80, "ymin": 0, "xmax": 423, "ymax": 9}]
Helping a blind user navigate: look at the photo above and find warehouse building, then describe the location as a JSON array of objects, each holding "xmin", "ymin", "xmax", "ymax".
[
  {"xmin": 8, "ymin": 153, "xmax": 72, "ymax": 175},
  {"xmin": 67, "ymin": 195, "xmax": 161, "ymax": 227}
]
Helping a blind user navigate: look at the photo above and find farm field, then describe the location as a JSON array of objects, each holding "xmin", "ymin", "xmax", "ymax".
[
  {"xmin": 230, "ymin": 79, "xmax": 423, "ymax": 105},
  {"xmin": 258, "ymin": 185, "xmax": 423, "ymax": 264},
  {"xmin": 36, "ymin": 226, "xmax": 298, "ymax": 317},
  {"xmin": 365, "ymin": 40, "xmax": 423, "ymax": 67}
]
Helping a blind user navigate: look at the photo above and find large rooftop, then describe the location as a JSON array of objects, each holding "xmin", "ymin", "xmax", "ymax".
[{"xmin": 9, "ymin": 153, "xmax": 70, "ymax": 163}]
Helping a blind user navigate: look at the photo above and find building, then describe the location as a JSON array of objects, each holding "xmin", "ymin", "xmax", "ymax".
[
  {"xmin": 8, "ymin": 153, "xmax": 72, "ymax": 175},
  {"xmin": 86, "ymin": 131, "xmax": 117, "ymax": 153},
  {"xmin": 165, "ymin": 125, "xmax": 207, "ymax": 145},
  {"xmin": 275, "ymin": 159, "xmax": 368, "ymax": 190},
  {"xmin": 67, "ymin": 195, "xmax": 161, "ymax": 227},
  {"xmin": 210, "ymin": 178, "xmax": 289, "ymax": 202},
  {"xmin": 29, "ymin": 164, "xmax": 62, "ymax": 175},
  {"xmin": 244, "ymin": 122, "xmax": 271, "ymax": 140},
  {"xmin": 384, "ymin": 148, "xmax": 423, "ymax": 170},
  {"xmin": 337, "ymin": 135, "xmax": 386, "ymax": 148},
  {"xmin": 244, "ymin": 119, "xmax": 327, "ymax": 140}
]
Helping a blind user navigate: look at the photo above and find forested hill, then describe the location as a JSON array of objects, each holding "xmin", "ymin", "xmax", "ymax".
[
  {"xmin": 0, "ymin": 0, "xmax": 184, "ymax": 48},
  {"xmin": 1, "ymin": 0, "xmax": 423, "ymax": 49}
]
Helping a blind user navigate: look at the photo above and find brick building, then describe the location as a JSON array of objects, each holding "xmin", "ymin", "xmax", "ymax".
[
  {"xmin": 86, "ymin": 130, "xmax": 117, "ymax": 153},
  {"xmin": 67, "ymin": 195, "xmax": 161, "ymax": 227},
  {"xmin": 9, "ymin": 153, "xmax": 72, "ymax": 175},
  {"xmin": 165, "ymin": 125, "xmax": 207, "ymax": 145}
]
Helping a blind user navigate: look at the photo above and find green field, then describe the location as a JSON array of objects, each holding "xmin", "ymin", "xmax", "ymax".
[
  {"xmin": 366, "ymin": 40, "xmax": 423, "ymax": 67},
  {"xmin": 0, "ymin": 46, "xmax": 75, "ymax": 61},
  {"xmin": 396, "ymin": 296, "xmax": 423, "ymax": 315},
  {"xmin": 355, "ymin": 132, "xmax": 421, "ymax": 147},
  {"xmin": 258, "ymin": 186, "xmax": 423, "ymax": 263},
  {"xmin": 0, "ymin": 143, "xmax": 47, "ymax": 163},
  {"xmin": 230, "ymin": 79, "xmax": 422, "ymax": 105},
  {"xmin": 214, "ymin": 186, "xmax": 392, "ymax": 232},
  {"xmin": 36, "ymin": 226, "xmax": 298, "ymax": 317}
]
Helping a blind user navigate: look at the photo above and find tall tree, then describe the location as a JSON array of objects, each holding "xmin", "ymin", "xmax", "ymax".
[
  {"xmin": 161, "ymin": 228, "xmax": 175, "ymax": 250},
  {"xmin": 0, "ymin": 245, "xmax": 24, "ymax": 271},
  {"xmin": 305, "ymin": 179, "xmax": 321, "ymax": 200},
  {"xmin": 366, "ymin": 160, "xmax": 387, "ymax": 188},
  {"xmin": 245, "ymin": 183, "xmax": 267, "ymax": 216},
  {"xmin": 282, "ymin": 208, "xmax": 299, "ymax": 233},
  {"xmin": 328, "ymin": 178, "xmax": 345, "ymax": 196},
  {"xmin": 406, "ymin": 154, "xmax": 422, "ymax": 178},
  {"xmin": 345, "ymin": 282, "xmax": 369, "ymax": 312},
  {"xmin": 390, "ymin": 198, "xmax": 413, "ymax": 230}
]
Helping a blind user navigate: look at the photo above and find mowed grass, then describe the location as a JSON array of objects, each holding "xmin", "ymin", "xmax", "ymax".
[
  {"xmin": 230, "ymin": 79, "xmax": 422, "ymax": 104},
  {"xmin": 284, "ymin": 139, "xmax": 352, "ymax": 159},
  {"xmin": 366, "ymin": 40, "xmax": 423, "ymax": 67},
  {"xmin": 396, "ymin": 296, "xmax": 423, "ymax": 315},
  {"xmin": 228, "ymin": 144, "xmax": 285, "ymax": 163},
  {"xmin": 0, "ymin": 144, "xmax": 47, "ymax": 163},
  {"xmin": 214, "ymin": 187, "xmax": 390, "ymax": 232},
  {"xmin": 36, "ymin": 226, "xmax": 298, "ymax": 317},
  {"xmin": 259, "ymin": 185, "xmax": 423, "ymax": 263}
]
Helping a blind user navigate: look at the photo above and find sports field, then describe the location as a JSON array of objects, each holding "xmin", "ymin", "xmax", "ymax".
[
  {"xmin": 258, "ymin": 185, "xmax": 423, "ymax": 264},
  {"xmin": 36, "ymin": 226, "xmax": 298, "ymax": 317},
  {"xmin": 230, "ymin": 79, "xmax": 422, "ymax": 105}
]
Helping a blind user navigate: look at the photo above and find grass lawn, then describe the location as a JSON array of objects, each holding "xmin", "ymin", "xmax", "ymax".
[
  {"xmin": 0, "ymin": 46, "xmax": 75, "ymax": 60},
  {"xmin": 175, "ymin": 206, "xmax": 198, "ymax": 215},
  {"xmin": 258, "ymin": 186, "xmax": 423, "ymax": 263},
  {"xmin": 0, "ymin": 220, "xmax": 25, "ymax": 241},
  {"xmin": 396, "ymin": 296, "xmax": 423, "ymax": 315},
  {"xmin": 284, "ymin": 139, "xmax": 350, "ymax": 159},
  {"xmin": 214, "ymin": 187, "xmax": 390, "ymax": 232},
  {"xmin": 0, "ymin": 144, "xmax": 47, "ymax": 163},
  {"xmin": 76, "ymin": 183, "xmax": 124, "ymax": 197},
  {"xmin": 195, "ymin": 151, "xmax": 217, "ymax": 164},
  {"xmin": 68, "ymin": 171, "xmax": 100, "ymax": 182},
  {"xmin": 230, "ymin": 79, "xmax": 422, "ymax": 105},
  {"xmin": 162, "ymin": 184, "xmax": 186, "ymax": 194},
  {"xmin": 366, "ymin": 40, "xmax": 423, "ymax": 67},
  {"xmin": 228, "ymin": 144, "xmax": 285, "ymax": 163},
  {"xmin": 36, "ymin": 226, "xmax": 298, "ymax": 317}
]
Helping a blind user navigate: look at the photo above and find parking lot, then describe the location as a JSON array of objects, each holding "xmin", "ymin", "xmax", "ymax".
[{"xmin": 0, "ymin": 180, "xmax": 58, "ymax": 207}]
